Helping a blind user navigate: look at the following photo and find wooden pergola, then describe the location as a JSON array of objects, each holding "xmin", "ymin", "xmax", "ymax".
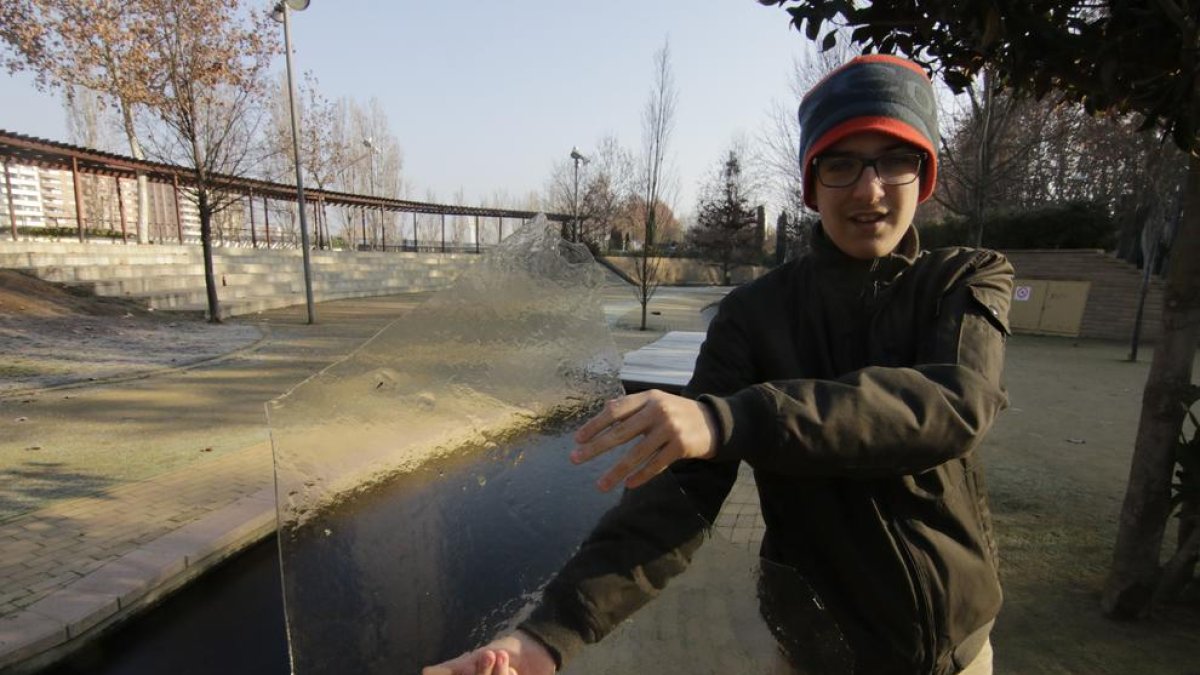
[{"xmin": 0, "ymin": 129, "xmax": 569, "ymax": 250}]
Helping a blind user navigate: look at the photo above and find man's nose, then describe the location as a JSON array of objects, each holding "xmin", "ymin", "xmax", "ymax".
[{"xmin": 851, "ymin": 165, "xmax": 886, "ymax": 200}]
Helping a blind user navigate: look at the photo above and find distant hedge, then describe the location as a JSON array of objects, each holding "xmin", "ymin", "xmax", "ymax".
[{"xmin": 918, "ymin": 201, "xmax": 1115, "ymax": 251}]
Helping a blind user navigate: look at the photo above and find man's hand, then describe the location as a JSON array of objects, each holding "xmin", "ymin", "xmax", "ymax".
[
  {"xmin": 571, "ymin": 390, "xmax": 718, "ymax": 492},
  {"xmin": 421, "ymin": 631, "xmax": 556, "ymax": 675}
]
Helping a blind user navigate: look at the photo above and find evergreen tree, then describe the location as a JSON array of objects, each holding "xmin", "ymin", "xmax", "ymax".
[{"xmin": 689, "ymin": 152, "xmax": 760, "ymax": 285}]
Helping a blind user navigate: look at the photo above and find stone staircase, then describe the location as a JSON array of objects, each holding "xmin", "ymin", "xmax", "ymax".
[
  {"xmin": 1003, "ymin": 248, "xmax": 1165, "ymax": 342},
  {"xmin": 0, "ymin": 241, "xmax": 477, "ymax": 319}
]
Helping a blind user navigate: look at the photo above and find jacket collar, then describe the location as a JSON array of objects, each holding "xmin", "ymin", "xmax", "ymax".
[{"xmin": 809, "ymin": 222, "xmax": 919, "ymax": 294}]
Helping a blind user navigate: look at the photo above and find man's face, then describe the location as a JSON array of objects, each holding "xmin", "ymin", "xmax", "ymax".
[{"xmin": 813, "ymin": 132, "xmax": 920, "ymax": 260}]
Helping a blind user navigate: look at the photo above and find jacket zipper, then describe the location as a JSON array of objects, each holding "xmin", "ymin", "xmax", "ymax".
[{"xmin": 892, "ymin": 516, "xmax": 938, "ymax": 674}]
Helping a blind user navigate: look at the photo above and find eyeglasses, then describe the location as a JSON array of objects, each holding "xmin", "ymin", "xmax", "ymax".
[{"xmin": 812, "ymin": 152, "xmax": 925, "ymax": 188}]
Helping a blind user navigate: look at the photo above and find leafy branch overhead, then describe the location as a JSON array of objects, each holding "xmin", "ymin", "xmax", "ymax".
[{"xmin": 758, "ymin": 0, "xmax": 1200, "ymax": 153}]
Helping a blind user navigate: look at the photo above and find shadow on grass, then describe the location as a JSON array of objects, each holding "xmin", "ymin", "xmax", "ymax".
[{"xmin": 0, "ymin": 460, "xmax": 116, "ymax": 522}]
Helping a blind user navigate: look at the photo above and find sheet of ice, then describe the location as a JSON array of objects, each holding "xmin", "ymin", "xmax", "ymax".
[{"xmin": 268, "ymin": 216, "xmax": 852, "ymax": 673}]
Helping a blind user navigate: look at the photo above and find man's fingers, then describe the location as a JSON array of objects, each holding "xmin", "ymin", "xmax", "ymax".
[
  {"xmin": 476, "ymin": 650, "xmax": 496, "ymax": 675},
  {"xmin": 574, "ymin": 393, "xmax": 647, "ymax": 443},
  {"xmin": 623, "ymin": 439, "xmax": 679, "ymax": 489},
  {"xmin": 596, "ymin": 428, "xmax": 669, "ymax": 492},
  {"xmin": 572, "ymin": 405, "xmax": 653, "ymax": 464}
]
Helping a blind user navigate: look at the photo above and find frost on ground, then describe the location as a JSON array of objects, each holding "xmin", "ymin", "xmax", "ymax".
[{"xmin": 0, "ymin": 270, "xmax": 261, "ymax": 394}]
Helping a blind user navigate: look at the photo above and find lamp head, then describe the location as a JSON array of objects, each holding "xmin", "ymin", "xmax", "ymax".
[{"xmin": 271, "ymin": 0, "xmax": 308, "ymax": 22}]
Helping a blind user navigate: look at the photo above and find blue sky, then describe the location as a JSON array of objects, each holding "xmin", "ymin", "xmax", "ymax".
[{"xmin": 0, "ymin": 1, "xmax": 809, "ymax": 218}]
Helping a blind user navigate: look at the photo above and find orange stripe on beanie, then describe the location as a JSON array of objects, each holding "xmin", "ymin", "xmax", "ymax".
[{"xmin": 798, "ymin": 55, "xmax": 938, "ymax": 210}]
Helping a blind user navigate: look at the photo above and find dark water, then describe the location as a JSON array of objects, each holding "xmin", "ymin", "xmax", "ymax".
[
  {"xmin": 44, "ymin": 536, "xmax": 288, "ymax": 675},
  {"xmin": 280, "ymin": 411, "xmax": 621, "ymax": 674}
]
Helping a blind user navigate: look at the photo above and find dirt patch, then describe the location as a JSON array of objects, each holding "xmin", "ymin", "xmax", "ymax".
[
  {"xmin": 0, "ymin": 270, "xmax": 261, "ymax": 394},
  {"xmin": 0, "ymin": 270, "xmax": 154, "ymax": 318},
  {"xmin": 985, "ymin": 336, "xmax": 1200, "ymax": 673}
]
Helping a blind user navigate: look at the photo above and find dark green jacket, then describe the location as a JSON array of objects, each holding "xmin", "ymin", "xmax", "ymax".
[{"xmin": 522, "ymin": 225, "xmax": 1012, "ymax": 674}]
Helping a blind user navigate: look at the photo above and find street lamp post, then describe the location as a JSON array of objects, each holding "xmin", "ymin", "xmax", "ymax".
[
  {"xmin": 272, "ymin": 0, "xmax": 315, "ymax": 324},
  {"xmin": 363, "ymin": 137, "xmax": 380, "ymax": 250},
  {"xmin": 570, "ymin": 147, "xmax": 587, "ymax": 243}
]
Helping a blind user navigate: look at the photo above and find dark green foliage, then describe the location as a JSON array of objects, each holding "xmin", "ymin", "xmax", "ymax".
[
  {"xmin": 1174, "ymin": 386, "xmax": 1200, "ymax": 525},
  {"xmin": 16, "ymin": 225, "xmax": 124, "ymax": 240},
  {"xmin": 759, "ymin": 0, "xmax": 1200, "ymax": 155},
  {"xmin": 688, "ymin": 152, "xmax": 760, "ymax": 284},
  {"xmin": 919, "ymin": 201, "xmax": 1115, "ymax": 250},
  {"xmin": 1167, "ymin": 386, "xmax": 1200, "ymax": 599}
]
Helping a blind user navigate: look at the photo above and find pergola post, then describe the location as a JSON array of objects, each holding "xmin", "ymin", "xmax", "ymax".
[
  {"xmin": 3, "ymin": 160, "xmax": 17, "ymax": 241},
  {"xmin": 248, "ymin": 189, "xmax": 257, "ymax": 248},
  {"xmin": 71, "ymin": 157, "xmax": 85, "ymax": 242},
  {"xmin": 263, "ymin": 195, "xmax": 272, "ymax": 248},
  {"xmin": 361, "ymin": 206, "xmax": 368, "ymax": 250},
  {"xmin": 172, "ymin": 174, "xmax": 185, "ymax": 244},
  {"xmin": 115, "ymin": 175, "xmax": 128, "ymax": 244}
]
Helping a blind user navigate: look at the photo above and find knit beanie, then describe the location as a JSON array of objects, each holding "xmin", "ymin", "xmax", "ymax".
[{"xmin": 798, "ymin": 54, "xmax": 939, "ymax": 210}]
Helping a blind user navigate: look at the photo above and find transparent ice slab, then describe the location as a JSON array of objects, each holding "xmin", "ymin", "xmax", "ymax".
[{"xmin": 268, "ymin": 216, "xmax": 852, "ymax": 673}]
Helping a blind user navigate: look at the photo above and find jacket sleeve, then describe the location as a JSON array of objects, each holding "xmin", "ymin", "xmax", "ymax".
[
  {"xmin": 518, "ymin": 296, "xmax": 751, "ymax": 668},
  {"xmin": 701, "ymin": 250, "xmax": 1013, "ymax": 477}
]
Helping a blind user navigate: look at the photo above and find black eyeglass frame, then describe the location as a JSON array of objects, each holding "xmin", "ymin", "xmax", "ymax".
[{"xmin": 811, "ymin": 152, "xmax": 927, "ymax": 189}]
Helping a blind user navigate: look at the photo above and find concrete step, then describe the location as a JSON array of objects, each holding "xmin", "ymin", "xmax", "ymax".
[
  {"xmin": 80, "ymin": 269, "xmax": 450, "ymax": 299},
  {"xmin": 146, "ymin": 284, "xmax": 306, "ymax": 310},
  {"xmin": 31, "ymin": 263, "xmax": 209, "ymax": 282},
  {"xmin": 86, "ymin": 274, "xmax": 211, "ymax": 296},
  {"xmin": 0, "ymin": 252, "xmax": 199, "ymax": 269}
]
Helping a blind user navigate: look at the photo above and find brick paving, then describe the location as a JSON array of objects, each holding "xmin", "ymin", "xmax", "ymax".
[
  {"xmin": 0, "ymin": 442, "xmax": 271, "ymax": 618},
  {"xmin": 714, "ymin": 463, "xmax": 767, "ymax": 550}
]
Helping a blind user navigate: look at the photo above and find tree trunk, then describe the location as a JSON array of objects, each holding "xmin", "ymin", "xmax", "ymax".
[
  {"xmin": 198, "ymin": 192, "xmax": 222, "ymax": 324},
  {"xmin": 971, "ymin": 69, "xmax": 993, "ymax": 248},
  {"xmin": 1103, "ymin": 154, "xmax": 1200, "ymax": 618},
  {"xmin": 1128, "ymin": 238, "xmax": 1157, "ymax": 362},
  {"xmin": 1153, "ymin": 508, "xmax": 1200, "ymax": 606},
  {"xmin": 120, "ymin": 105, "xmax": 151, "ymax": 244}
]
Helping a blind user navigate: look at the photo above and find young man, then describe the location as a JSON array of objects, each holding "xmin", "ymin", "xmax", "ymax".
[{"xmin": 427, "ymin": 54, "xmax": 1012, "ymax": 675}]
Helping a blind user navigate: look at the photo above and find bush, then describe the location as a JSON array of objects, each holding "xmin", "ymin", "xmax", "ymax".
[
  {"xmin": 918, "ymin": 201, "xmax": 1115, "ymax": 250},
  {"xmin": 15, "ymin": 225, "xmax": 125, "ymax": 240}
]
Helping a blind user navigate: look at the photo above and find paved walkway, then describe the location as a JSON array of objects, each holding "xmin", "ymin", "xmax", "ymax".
[{"xmin": 0, "ymin": 284, "xmax": 755, "ymax": 673}]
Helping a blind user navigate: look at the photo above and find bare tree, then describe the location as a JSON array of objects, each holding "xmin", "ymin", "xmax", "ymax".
[
  {"xmin": 544, "ymin": 134, "xmax": 636, "ymax": 250},
  {"xmin": 261, "ymin": 71, "xmax": 356, "ymax": 249},
  {"xmin": 0, "ymin": 0, "xmax": 173, "ymax": 243},
  {"xmin": 64, "ymin": 85, "xmax": 123, "ymax": 235},
  {"xmin": 346, "ymin": 98, "xmax": 404, "ymax": 249},
  {"xmin": 138, "ymin": 0, "xmax": 276, "ymax": 322},
  {"xmin": 632, "ymin": 39, "xmax": 678, "ymax": 331},
  {"xmin": 935, "ymin": 67, "xmax": 1063, "ymax": 245},
  {"xmin": 756, "ymin": 40, "xmax": 856, "ymax": 259}
]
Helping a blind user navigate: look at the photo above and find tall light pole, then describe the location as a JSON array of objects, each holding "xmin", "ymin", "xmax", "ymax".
[
  {"xmin": 272, "ymin": 0, "xmax": 315, "ymax": 324},
  {"xmin": 570, "ymin": 147, "xmax": 587, "ymax": 243},
  {"xmin": 363, "ymin": 137, "xmax": 380, "ymax": 250}
]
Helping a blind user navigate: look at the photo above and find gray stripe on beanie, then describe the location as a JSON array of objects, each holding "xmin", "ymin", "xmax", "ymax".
[{"xmin": 798, "ymin": 60, "xmax": 939, "ymax": 165}]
